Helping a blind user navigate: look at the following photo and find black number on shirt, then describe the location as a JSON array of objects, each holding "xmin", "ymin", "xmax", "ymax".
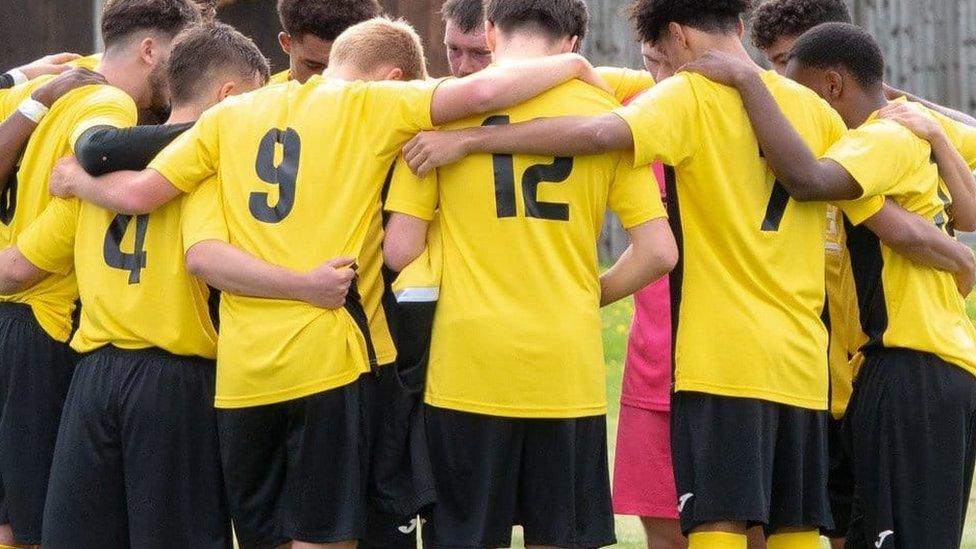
[
  {"xmin": 482, "ymin": 116, "xmax": 572, "ymax": 221},
  {"xmin": 103, "ymin": 214, "xmax": 149, "ymax": 284},
  {"xmin": 251, "ymin": 128, "xmax": 301, "ymax": 223},
  {"xmin": 0, "ymin": 173, "xmax": 17, "ymax": 225},
  {"xmin": 759, "ymin": 146, "xmax": 789, "ymax": 232}
]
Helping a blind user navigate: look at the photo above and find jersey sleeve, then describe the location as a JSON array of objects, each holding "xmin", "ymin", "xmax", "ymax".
[
  {"xmin": 16, "ymin": 197, "xmax": 80, "ymax": 276},
  {"xmin": 68, "ymin": 87, "xmax": 138, "ymax": 149},
  {"xmin": 929, "ymin": 109, "xmax": 976, "ymax": 169},
  {"xmin": 366, "ymin": 79, "xmax": 446, "ymax": 156},
  {"xmin": 823, "ymin": 122, "xmax": 914, "ymax": 225},
  {"xmin": 149, "ymin": 107, "xmax": 222, "ymax": 194},
  {"xmin": 181, "ymin": 176, "xmax": 229, "ymax": 253},
  {"xmin": 612, "ymin": 73, "xmax": 697, "ymax": 168},
  {"xmin": 596, "ymin": 67, "xmax": 655, "ymax": 104},
  {"xmin": 609, "ymin": 156, "xmax": 667, "ymax": 229},
  {"xmin": 384, "ymin": 155, "xmax": 438, "ymax": 221}
]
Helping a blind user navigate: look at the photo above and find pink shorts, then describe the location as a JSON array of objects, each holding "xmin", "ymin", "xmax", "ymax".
[{"xmin": 612, "ymin": 404, "xmax": 679, "ymax": 519}]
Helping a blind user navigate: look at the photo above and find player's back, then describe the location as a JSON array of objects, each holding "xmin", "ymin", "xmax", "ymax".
[
  {"xmin": 616, "ymin": 70, "xmax": 847, "ymax": 411},
  {"xmin": 422, "ymin": 80, "xmax": 661, "ymax": 418}
]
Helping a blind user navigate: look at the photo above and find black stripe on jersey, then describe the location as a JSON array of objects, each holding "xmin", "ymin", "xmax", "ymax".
[
  {"xmin": 821, "ymin": 295, "xmax": 833, "ymax": 411},
  {"xmin": 843, "ymin": 216, "xmax": 888, "ymax": 351},
  {"xmin": 663, "ymin": 165, "xmax": 683, "ymax": 383},
  {"xmin": 344, "ymin": 280, "xmax": 379, "ymax": 373}
]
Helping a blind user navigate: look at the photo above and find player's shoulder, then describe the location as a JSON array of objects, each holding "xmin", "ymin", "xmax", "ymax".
[
  {"xmin": 63, "ymin": 83, "xmax": 136, "ymax": 112},
  {"xmin": 855, "ymin": 116, "xmax": 925, "ymax": 149}
]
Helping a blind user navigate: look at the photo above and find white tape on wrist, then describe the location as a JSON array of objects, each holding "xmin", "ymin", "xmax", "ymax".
[
  {"xmin": 17, "ymin": 98, "xmax": 49, "ymax": 124},
  {"xmin": 7, "ymin": 69, "xmax": 28, "ymax": 86}
]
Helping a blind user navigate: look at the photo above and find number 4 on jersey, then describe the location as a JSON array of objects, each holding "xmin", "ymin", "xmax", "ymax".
[{"xmin": 104, "ymin": 214, "xmax": 149, "ymax": 284}]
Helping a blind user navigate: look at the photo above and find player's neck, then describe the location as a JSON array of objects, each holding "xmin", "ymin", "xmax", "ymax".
[
  {"xmin": 492, "ymin": 37, "xmax": 564, "ymax": 62},
  {"xmin": 95, "ymin": 57, "xmax": 147, "ymax": 109},
  {"xmin": 844, "ymin": 89, "xmax": 888, "ymax": 128},
  {"xmin": 166, "ymin": 103, "xmax": 204, "ymax": 125}
]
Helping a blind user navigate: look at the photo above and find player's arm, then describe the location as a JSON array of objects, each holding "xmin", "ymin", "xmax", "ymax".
[
  {"xmin": 681, "ymin": 50, "xmax": 862, "ymax": 201},
  {"xmin": 185, "ymin": 241, "xmax": 356, "ymax": 309},
  {"xmin": 884, "ymin": 84, "xmax": 976, "ymax": 128},
  {"xmin": 0, "ymin": 69, "xmax": 107, "ymax": 194},
  {"xmin": 49, "ymin": 159, "xmax": 181, "ymax": 215},
  {"xmin": 428, "ymin": 53, "xmax": 611, "ymax": 126},
  {"xmin": 0, "ymin": 196, "xmax": 78, "ymax": 294},
  {"xmin": 600, "ymin": 218, "xmax": 677, "ymax": 306},
  {"xmin": 383, "ymin": 214, "xmax": 429, "ymax": 272},
  {"xmin": 74, "ymin": 123, "xmax": 188, "ymax": 176},
  {"xmin": 0, "ymin": 246, "xmax": 49, "ymax": 294},
  {"xmin": 861, "ymin": 200, "xmax": 976, "ymax": 296},
  {"xmin": 0, "ymin": 52, "xmax": 83, "ymax": 87},
  {"xmin": 879, "ymin": 102, "xmax": 976, "ymax": 231},
  {"xmin": 404, "ymin": 113, "xmax": 633, "ymax": 177}
]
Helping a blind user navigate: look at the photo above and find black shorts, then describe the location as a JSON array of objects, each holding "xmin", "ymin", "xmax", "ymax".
[
  {"xmin": 41, "ymin": 346, "xmax": 229, "ymax": 549},
  {"xmin": 821, "ymin": 417, "xmax": 854, "ymax": 539},
  {"xmin": 844, "ymin": 348, "xmax": 976, "ymax": 549},
  {"xmin": 0, "ymin": 303, "xmax": 76, "ymax": 545},
  {"xmin": 218, "ymin": 378, "xmax": 371, "ymax": 549},
  {"xmin": 670, "ymin": 392, "xmax": 832, "ymax": 535},
  {"xmin": 424, "ymin": 406, "xmax": 615, "ymax": 549}
]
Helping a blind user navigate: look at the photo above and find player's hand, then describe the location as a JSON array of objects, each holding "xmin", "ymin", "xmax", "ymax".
[
  {"xmin": 956, "ymin": 248, "xmax": 976, "ymax": 298},
  {"xmin": 576, "ymin": 57, "xmax": 613, "ymax": 95},
  {"xmin": 879, "ymin": 102, "xmax": 944, "ymax": 143},
  {"xmin": 16, "ymin": 52, "xmax": 82, "ymax": 80},
  {"xmin": 32, "ymin": 68, "xmax": 107, "ymax": 108},
  {"xmin": 403, "ymin": 129, "xmax": 472, "ymax": 177},
  {"xmin": 49, "ymin": 156, "xmax": 83, "ymax": 198},
  {"xmin": 300, "ymin": 256, "xmax": 357, "ymax": 309},
  {"xmin": 679, "ymin": 49, "xmax": 760, "ymax": 88}
]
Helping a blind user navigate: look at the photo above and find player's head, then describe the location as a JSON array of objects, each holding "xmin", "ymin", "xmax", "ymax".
[
  {"xmin": 167, "ymin": 23, "xmax": 270, "ymax": 115},
  {"xmin": 328, "ymin": 17, "xmax": 428, "ymax": 82},
  {"xmin": 277, "ymin": 0, "xmax": 383, "ymax": 83},
  {"xmin": 192, "ymin": 0, "xmax": 218, "ymax": 21},
  {"xmin": 484, "ymin": 0, "xmax": 589, "ymax": 57},
  {"xmin": 100, "ymin": 0, "xmax": 203, "ymax": 111},
  {"xmin": 627, "ymin": 0, "xmax": 751, "ymax": 69},
  {"xmin": 787, "ymin": 22, "xmax": 884, "ymax": 126},
  {"xmin": 750, "ymin": 0, "xmax": 852, "ymax": 74},
  {"xmin": 442, "ymin": 0, "xmax": 490, "ymax": 77}
]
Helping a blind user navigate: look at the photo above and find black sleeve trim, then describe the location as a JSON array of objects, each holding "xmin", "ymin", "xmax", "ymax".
[
  {"xmin": 74, "ymin": 122, "xmax": 194, "ymax": 176},
  {"xmin": 0, "ymin": 74, "xmax": 15, "ymax": 89}
]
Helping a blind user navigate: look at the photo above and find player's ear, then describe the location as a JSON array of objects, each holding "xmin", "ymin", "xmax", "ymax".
[
  {"xmin": 566, "ymin": 35, "xmax": 580, "ymax": 54},
  {"xmin": 735, "ymin": 18, "xmax": 745, "ymax": 38},
  {"xmin": 825, "ymin": 69, "xmax": 844, "ymax": 100},
  {"xmin": 278, "ymin": 32, "xmax": 292, "ymax": 55},
  {"xmin": 217, "ymin": 80, "xmax": 237, "ymax": 102},
  {"xmin": 383, "ymin": 67, "xmax": 404, "ymax": 81},
  {"xmin": 667, "ymin": 22, "xmax": 687, "ymax": 51},
  {"xmin": 138, "ymin": 36, "xmax": 156, "ymax": 66},
  {"xmin": 485, "ymin": 21, "xmax": 497, "ymax": 53}
]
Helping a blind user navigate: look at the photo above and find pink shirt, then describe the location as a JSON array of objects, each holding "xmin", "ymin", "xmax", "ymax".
[{"xmin": 620, "ymin": 163, "xmax": 672, "ymax": 411}]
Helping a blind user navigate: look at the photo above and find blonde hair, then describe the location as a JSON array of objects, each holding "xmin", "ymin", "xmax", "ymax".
[{"xmin": 330, "ymin": 17, "xmax": 429, "ymax": 80}]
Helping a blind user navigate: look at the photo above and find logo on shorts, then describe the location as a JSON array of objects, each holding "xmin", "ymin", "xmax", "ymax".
[
  {"xmin": 874, "ymin": 530, "xmax": 894, "ymax": 548},
  {"xmin": 398, "ymin": 517, "xmax": 426, "ymax": 534},
  {"xmin": 678, "ymin": 493, "xmax": 694, "ymax": 513}
]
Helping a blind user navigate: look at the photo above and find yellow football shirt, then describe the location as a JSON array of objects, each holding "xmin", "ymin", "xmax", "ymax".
[
  {"xmin": 151, "ymin": 76, "xmax": 441, "ymax": 408},
  {"xmin": 16, "ymin": 188, "xmax": 217, "ymax": 358},
  {"xmin": 70, "ymin": 54, "xmax": 102, "ymax": 70},
  {"xmin": 827, "ymin": 116, "xmax": 976, "ymax": 377},
  {"xmin": 268, "ymin": 70, "xmax": 291, "ymax": 86},
  {"xmin": 596, "ymin": 66, "xmax": 655, "ymax": 103},
  {"xmin": 614, "ymin": 70, "xmax": 848, "ymax": 410},
  {"xmin": 824, "ymin": 205, "xmax": 867, "ymax": 418},
  {"xmin": 386, "ymin": 80, "xmax": 665, "ymax": 418},
  {"xmin": 0, "ymin": 82, "xmax": 137, "ymax": 341}
]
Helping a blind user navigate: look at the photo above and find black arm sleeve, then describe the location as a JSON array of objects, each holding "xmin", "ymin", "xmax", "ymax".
[
  {"xmin": 0, "ymin": 74, "xmax": 15, "ymax": 89},
  {"xmin": 74, "ymin": 122, "xmax": 194, "ymax": 176}
]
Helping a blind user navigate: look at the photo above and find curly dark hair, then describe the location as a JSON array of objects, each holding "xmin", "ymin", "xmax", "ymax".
[
  {"xmin": 441, "ymin": 0, "xmax": 484, "ymax": 33},
  {"xmin": 101, "ymin": 0, "xmax": 202, "ymax": 48},
  {"xmin": 277, "ymin": 0, "xmax": 383, "ymax": 41},
  {"xmin": 791, "ymin": 22, "xmax": 883, "ymax": 88},
  {"xmin": 627, "ymin": 0, "xmax": 752, "ymax": 43},
  {"xmin": 750, "ymin": 0, "xmax": 852, "ymax": 50}
]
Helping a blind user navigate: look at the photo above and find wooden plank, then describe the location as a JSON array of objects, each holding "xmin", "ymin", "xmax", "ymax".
[{"xmin": 0, "ymin": 0, "xmax": 95, "ymax": 71}]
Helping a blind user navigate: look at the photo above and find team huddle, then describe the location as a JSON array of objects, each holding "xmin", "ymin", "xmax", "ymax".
[{"xmin": 0, "ymin": 0, "xmax": 974, "ymax": 548}]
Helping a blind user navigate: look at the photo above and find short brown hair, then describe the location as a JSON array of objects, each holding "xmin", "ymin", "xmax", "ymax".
[
  {"xmin": 168, "ymin": 23, "xmax": 271, "ymax": 105},
  {"xmin": 485, "ymin": 0, "xmax": 588, "ymax": 44},
  {"xmin": 441, "ymin": 0, "xmax": 484, "ymax": 33},
  {"xmin": 329, "ymin": 17, "xmax": 428, "ymax": 80},
  {"xmin": 193, "ymin": 0, "xmax": 217, "ymax": 21},
  {"xmin": 277, "ymin": 0, "xmax": 383, "ymax": 41},
  {"xmin": 101, "ymin": 0, "xmax": 202, "ymax": 48}
]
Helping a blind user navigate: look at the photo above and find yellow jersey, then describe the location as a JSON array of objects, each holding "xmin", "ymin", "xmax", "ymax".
[
  {"xmin": 597, "ymin": 66, "xmax": 655, "ymax": 104},
  {"xmin": 150, "ymin": 76, "xmax": 441, "ymax": 408},
  {"xmin": 16, "ymin": 189, "xmax": 217, "ymax": 358},
  {"xmin": 268, "ymin": 70, "xmax": 291, "ymax": 86},
  {"xmin": 828, "ymin": 115, "xmax": 976, "ymax": 376},
  {"xmin": 0, "ymin": 82, "xmax": 137, "ymax": 341},
  {"xmin": 614, "ymin": 70, "xmax": 847, "ymax": 410},
  {"xmin": 70, "ymin": 54, "xmax": 102, "ymax": 70},
  {"xmin": 386, "ymin": 80, "xmax": 665, "ymax": 418}
]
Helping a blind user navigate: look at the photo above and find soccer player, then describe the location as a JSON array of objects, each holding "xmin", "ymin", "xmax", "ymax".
[
  {"xmin": 683, "ymin": 23, "xmax": 976, "ymax": 548},
  {"xmin": 442, "ymin": 0, "xmax": 491, "ymax": 77},
  {"xmin": 0, "ymin": 23, "xmax": 268, "ymax": 548},
  {"xmin": 750, "ymin": 0, "xmax": 976, "ymax": 126},
  {"xmin": 0, "ymin": 1, "xmax": 200, "ymax": 547},
  {"xmin": 384, "ymin": 1, "xmax": 676, "ymax": 547},
  {"xmin": 270, "ymin": 0, "xmax": 383, "ymax": 84},
  {"xmin": 49, "ymin": 16, "xmax": 611, "ymax": 548}
]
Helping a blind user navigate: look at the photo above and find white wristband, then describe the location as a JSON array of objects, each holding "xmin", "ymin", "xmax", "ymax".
[
  {"xmin": 17, "ymin": 98, "xmax": 49, "ymax": 124},
  {"xmin": 6, "ymin": 69, "xmax": 28, "ymax": 86}
]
